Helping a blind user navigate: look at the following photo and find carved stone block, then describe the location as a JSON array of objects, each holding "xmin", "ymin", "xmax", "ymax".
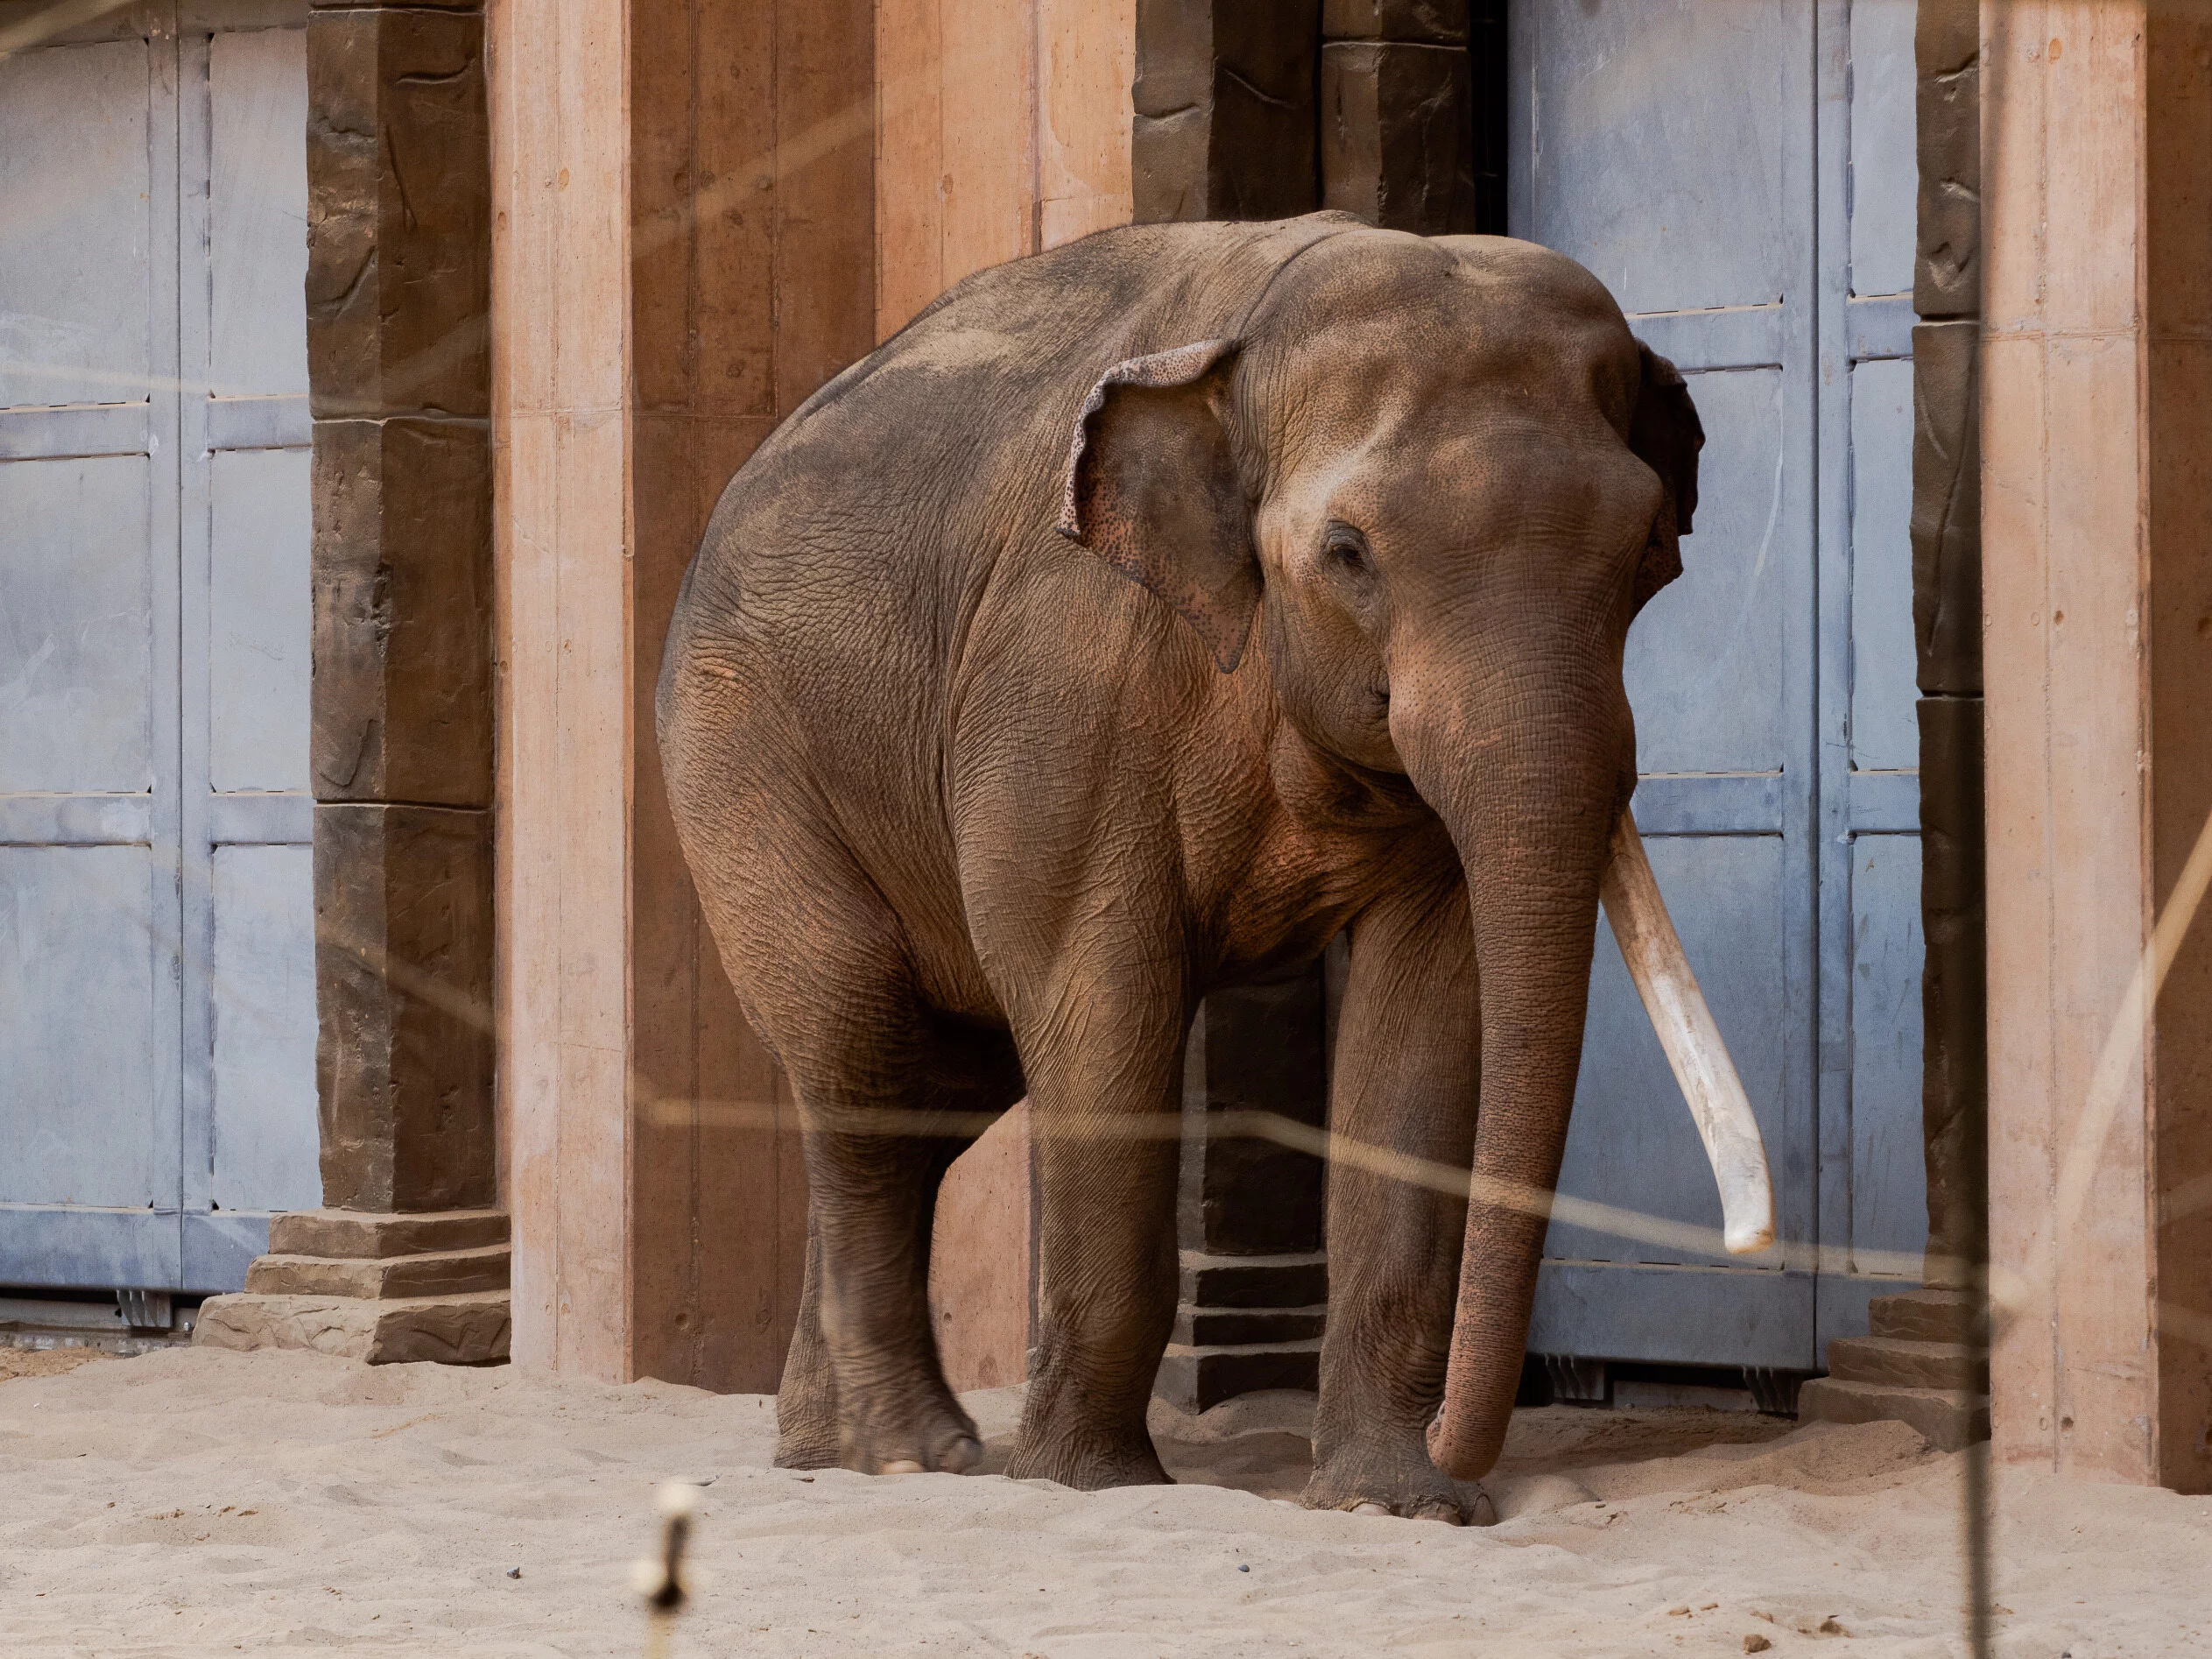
[
  {"xmin": 1320, "ymin": 41, "xmax": 1476, "ymax": 235},
  {"xmin": 1321, "ymin": 0, "xmax": 1468, "ymax": 43},
  {"xmin": 1133, "ymin": 0, "xmax": 1321, "ymax": 223},
  {"xmin": 315, "ymin": 803, "xmax": 496, "ymax": 1213},
  {"xmin": 1911, "ymin": 321, "xmax": 1981, "ymax": 695},
  {"xmin": 1915, "ymin": 0, "xmax": 1979, "ymax": 320},
  {"xmin": 312, "ymin": 418, "xmax": 493, "ymax": 807},
  {"xmin": 306, "ymin": 6, "xmax": 490, "ymax": 419}
]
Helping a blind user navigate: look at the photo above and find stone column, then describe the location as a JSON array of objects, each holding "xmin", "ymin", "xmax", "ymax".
[
  {"xmin": 1980, "ymin": 0, "xmax": 2212, "ymax": 1491},
  {"xmin": 196, "ymin": 0, "xmax": 508, "ymax": 1366},
  {"xmin": 1132, "ymin": 0, "xmax": 1320, "ymax": 222},
  {"xmin": 1320, "ymin": 0, "xmax": 1477, "ymax": 235},
  {"xmin": 1156, "ymin": 960, "xmax": 1335, "ymax": 1411}
]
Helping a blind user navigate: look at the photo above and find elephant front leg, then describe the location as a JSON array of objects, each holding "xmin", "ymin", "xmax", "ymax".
[
  {"xmin": 1307, "ymin": 886, "xmax": 1493, "ymax": 1524},
  {"xmin": 1006, "ymin": 1005, "xmax": 1187, "ymax": 1491}
]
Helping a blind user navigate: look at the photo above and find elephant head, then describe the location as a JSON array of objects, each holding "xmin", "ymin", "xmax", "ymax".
[{"xmin": 1057, "ymin": 229, "xmax": 1770, "ymax": 1482}]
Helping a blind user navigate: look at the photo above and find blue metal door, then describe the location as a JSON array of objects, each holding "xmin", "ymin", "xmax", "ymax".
[
  {"xmin": 0, "ymin": 0, "xmax": 319, "ymax": 1297},
  {"xmin": 1511, "ymin": 0, "xmax": 1927, "ymax": 1373}
]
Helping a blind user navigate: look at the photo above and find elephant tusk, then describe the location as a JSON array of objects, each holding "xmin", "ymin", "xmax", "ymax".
[{"xmin": 1598, "ymin": 808, "xmax": 1776, "ymax": 1255}]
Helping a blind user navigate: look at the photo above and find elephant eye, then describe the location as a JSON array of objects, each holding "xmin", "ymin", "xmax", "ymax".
[{"xmin": 1321, "ymin": 522, "xmax": 1370, "ymax": 573}]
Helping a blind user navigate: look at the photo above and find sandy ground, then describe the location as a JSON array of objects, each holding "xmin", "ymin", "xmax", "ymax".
[{"xmin": 3, "ymin": 1347, "xmax": 2207, "ymax": 1657}]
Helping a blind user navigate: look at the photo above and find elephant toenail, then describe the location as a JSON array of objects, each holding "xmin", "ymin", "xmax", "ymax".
[
  {"xmin": 1350, "ymin": 1501, "xmax": 1391, "ymax": 1516},
  {"xmin": 880, "ymin": 1459, "xmax": 925, "ymax": 1474},
  {"xmin": 940, "ymin": 1435, "xmax": 984, "ymax": 1474}
]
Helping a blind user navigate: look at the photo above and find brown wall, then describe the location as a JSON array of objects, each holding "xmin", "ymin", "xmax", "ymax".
[
  {"xmin": 623, "ymin": 0, "xmax": 877, "ymax": 1392},
  {"xmin": 498, "ymin": 0, "xmax": 1134, "ymax": 1394},
  {"xmin": 1981, "ymin": 0, "xmax": 2212, "ymax": 1492}
]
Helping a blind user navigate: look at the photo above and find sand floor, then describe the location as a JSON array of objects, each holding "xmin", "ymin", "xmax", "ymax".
[{"xmin": 3, "ymin": 1346, "xmax": 2207, "ymax": 1657}]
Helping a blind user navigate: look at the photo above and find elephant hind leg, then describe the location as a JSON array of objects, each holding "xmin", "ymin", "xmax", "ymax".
[
  {"xmin": 757, "ymin": 939, "xmax": 1021, "ymax": 1474},
  {"xmin": 790, "ymin": 1031, "xmax": 1016, "ymax": 1477},
  {"xmin": 675, "ymin": 787, "xmax": 1021, "ymax": 1475},
  {"xmin": 773, "ymin": 1217, "xmax": 837, "ymax": 1468}
]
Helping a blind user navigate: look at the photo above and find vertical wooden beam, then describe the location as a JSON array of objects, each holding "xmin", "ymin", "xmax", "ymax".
[
  {"xmin": 1982, "ymin": 0, "xmax": 2212, "ymax": 1491},
  {"xmin": 492, "ymin": 0, "xmax": 634, "ymax": 1380},
  {"xmin": 497, "ymin": 0, "xmax": 877, "ymax": 1391}
]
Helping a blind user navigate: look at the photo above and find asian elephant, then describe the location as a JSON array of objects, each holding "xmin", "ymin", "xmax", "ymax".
[{"xmin": 657, "ymin": 212, "xmax": 1770, "ymax": 1522}]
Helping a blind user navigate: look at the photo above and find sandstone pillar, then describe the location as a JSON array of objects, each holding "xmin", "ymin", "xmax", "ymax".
[
  {"xmin": 1319, "ymin": 0, "xmax": 1476, "ymax": 235},
  {"xmin": 1132, "ymin": 0, "xmax": 1319, "ymax": 223},
  {"xmin": 196, "ymin": 0, "xmax": 508, "ymax": 1366},
  {"xmin": 1980, "ymin": 0, "xmax": 2212, "ymax": 1491}
]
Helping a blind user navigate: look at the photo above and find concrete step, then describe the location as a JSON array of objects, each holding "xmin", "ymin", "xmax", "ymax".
[
  {"xmin": 268, "ymin": 1208, "xmax": 510, "ymax": 1260},
  {"xmin": 1179, "ymin": 1251, "xmax": 1328, "ymax": 1310},
  {"xmin": 1826, "ymin": 1334, "xmax": 1988, "ymax": 1393},
  {"xmin": 1796, "ymin": 1376, "xmax": 1989, "ymax": 1452},
  {"xmin": 1155, "ymin": 1338, "xmax": 1321, "ymax": 1412},
  {"xmin": 193, "ymin": 1289, "xmax": 511, "ymax": 1366},
  {"xmin": 1869, "ymin": 1288, "xmax": 1978, "ymax": 1345},
  {"xmin": 1173, "ymin": 1303, "xmax": 1327, "ymax": 1347},
  {"xmin": 245, "ymin": 1244, "xmax": 511, "ymax": 1300}
]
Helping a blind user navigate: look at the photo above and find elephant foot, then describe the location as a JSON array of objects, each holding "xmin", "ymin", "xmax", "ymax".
[
  {"xmin": 773, "ymin": 1378, "xmax": 841, "ymax": 1471},
  {"xmin": 836, "ymin": 1383, "xmax": 984, "ymax": 1477},
  {"xmin": 1306, "ymin": 1445, "xmax": 1490, "ymax": 1525},
  {"xmin": 1006, "ymin": 1428, "xmax": 1173, "ymax": 1491}
]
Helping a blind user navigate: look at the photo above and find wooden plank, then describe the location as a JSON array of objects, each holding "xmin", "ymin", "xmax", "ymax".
[
  {"xmin": 938, "ymin": 0, "xmax": 1035, "ymax": 289},
  {"xmin": 875, "ymin": 0, "xmax": 945, "ymax": 339},
  {"xmin": 493, "ymin": 0, "xmax": 637, "ymax": 1380},
  {"xmin": 1035, "ymin": 0, "xmax": 1133, "ymax": 249}
]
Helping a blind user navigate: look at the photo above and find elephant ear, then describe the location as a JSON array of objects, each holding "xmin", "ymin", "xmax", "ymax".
[
  {"xmin": 1056, "ymin": 339, "xmax": 1259, "ymax": 673},
  {"xmin": 1628, "ymin": 342, "xmax": 1704, "ymax": 614}
]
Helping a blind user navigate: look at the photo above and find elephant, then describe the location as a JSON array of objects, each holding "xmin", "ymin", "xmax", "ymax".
[{"xmin": 657, "ymin": 210, "xmax": 1771, "ymax": 1522}]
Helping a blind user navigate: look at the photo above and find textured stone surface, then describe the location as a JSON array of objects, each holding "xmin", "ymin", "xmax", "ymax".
[
  {"xmin": 1321, "ymin": 0, "xmax": 1467, "ymax": 41},
  {"xmin": 1183, "ymin": 1253, "xmax": 1329, "ymax": 1310},
  {"xmin": 194, "ymin": 1291, "xmax": 511, "ymax": 1366},
  {"xmin": 1185, "ymin": 973, "xmax": 1328, "ymax": 1257},
  {"xmin": 315, "ymin": 803, "xmax": 496, "ymax": 1213},
  {"xmin": 1919, "ymin": 697, "xmax": 1985, "ymax": 1288},
  {"xmin": 312, "ymin": 418, "xmax": 492, "ymax": 807},
  {"xmin": 1870, "ymin": 1288, "xmax": 1978, "ymax": 1345},
  {"xmin": 1175, "ymin": 1304, "xmax": 1328, "ymax": 1346},
  {"xmin": 306, "ymin": 7, "xmax": 490, "ymax": 420},
  {"xmin": 305, "ymin": 9, "xmax": 486, "ymax": 422},
  {"xmin": 1796, "ymin": 1377, "xmax": 1989, "ymax": 1452},
  {"xmin": 1912, "ymin": 321, "xmax": 1981, "ymax": 695},
  {"xmin": 1320, "ymin": 40, "xmax": 1476, "ymax": 234},
  {"xmin": 1133, "ymin": 0, "xmax": 1320, "ymax": 222},
  {"xmin": 246, "ymin": 1245, "xmax": 511, "ymax": 1300},
  {"xmin": 1156, "ymin": 1341, "xmax": 1322, "ymax": 1411},
  {"xmin": 1914, "ymin": 0, "xmax": 1978, "ymax": 320},
  {"xmin": 271, "ymin": 1207, "xmax": 510, "ymax": 1260},
  {"xmin": 1826, "ymin": 1336, "xmax": 1989, "ymax": 1394}
]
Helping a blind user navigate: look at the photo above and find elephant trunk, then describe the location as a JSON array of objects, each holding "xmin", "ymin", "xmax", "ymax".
[{"xmin": 1398, "ymin": 669, "xmax": 1624, "ymax": 1486}]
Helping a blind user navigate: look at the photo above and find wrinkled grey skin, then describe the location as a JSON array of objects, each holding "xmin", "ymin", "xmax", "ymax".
[{"xmin": 657, "ymin": 213, "xmax": 1701, "ymax": 1521}]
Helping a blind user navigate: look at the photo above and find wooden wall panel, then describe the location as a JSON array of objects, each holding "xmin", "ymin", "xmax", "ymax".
[
  {"xmin": 876, "ymin": 0, "xmax": 1133, "ymax": 340},
  {"xmin": 1982, "ymin": 0, "xmax": 2212, "ymax": 1492},
  {"xmin": 498, "ymin": 0, "xmax": 873, "ymax": 1392}
]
